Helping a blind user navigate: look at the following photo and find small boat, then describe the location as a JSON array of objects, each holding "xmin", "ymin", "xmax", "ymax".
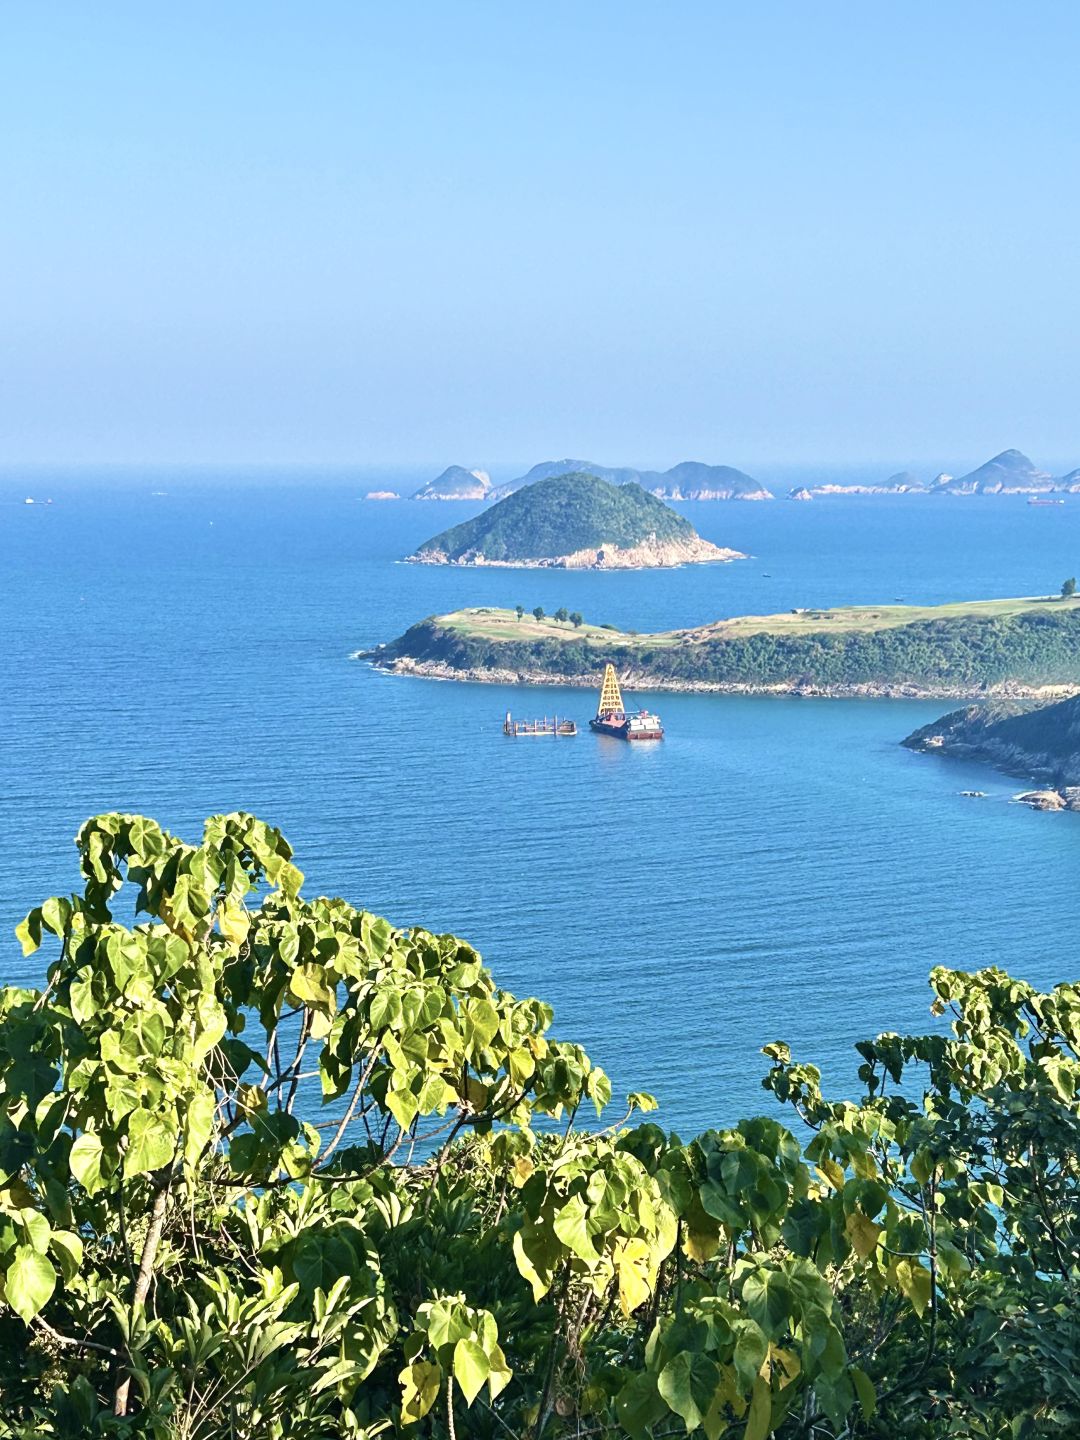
[
  {"xmin": 589, "ymin": 665, "xmax": 664, "ymax": 741},
  {"xmin": 503, "ymin": 711, "xmax": 577, "ymax": 737}
]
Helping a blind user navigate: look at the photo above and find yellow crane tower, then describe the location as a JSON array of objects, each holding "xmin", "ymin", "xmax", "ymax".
[{"xmin": 596, "ymin": 663, "xmax": 624, "ymax": 717}]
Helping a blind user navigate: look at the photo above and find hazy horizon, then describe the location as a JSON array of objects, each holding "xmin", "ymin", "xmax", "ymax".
[{"xmin": 4, "ymin": 2, "xmax": 1080, "ymax": 466}]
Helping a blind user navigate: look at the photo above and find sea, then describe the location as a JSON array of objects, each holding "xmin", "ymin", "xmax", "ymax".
[{"xmin": 3, "ymin": 466, "xmax": 1080, "ymax": 1137}]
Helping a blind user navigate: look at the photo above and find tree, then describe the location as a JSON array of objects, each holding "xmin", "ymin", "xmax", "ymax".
[
  {"xmin": 570, "ymin": 611, "xmax": 583, "ymax": 628},
  {"xmin": 532, "ymin": 606, "xmax": 544, "ymax": 622},
  {"xmin": 515, "ymin": 604, "xmax": 524, "ymax": 620},
  {"xmin": 1062, "ymin": 577, "xmax": 1076, "ymax": 598},
  {"xmin": 4, "ymin": 812, "xmax": 1080, "ymax": 1438},
  {"xmin": 554, "ymin": 607, "xmax": 569, "ymax": 624}
]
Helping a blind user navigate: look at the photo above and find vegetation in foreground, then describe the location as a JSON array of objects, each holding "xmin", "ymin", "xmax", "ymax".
[
  {"xmin": 368, "ymin": 596, "xmax": 1080, "ymax": 692},
  {"xmin": 2, "ymin": 813, "xmax": 1079, "ymax": 1438}
]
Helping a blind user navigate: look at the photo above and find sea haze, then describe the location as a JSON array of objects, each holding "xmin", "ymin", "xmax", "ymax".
[{"xmin": 3, "ymin": 471, "xmax": 1080, "ymax": 1133}]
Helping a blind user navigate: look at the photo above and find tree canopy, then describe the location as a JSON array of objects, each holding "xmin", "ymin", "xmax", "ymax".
[{"xmin": 2, "ymin": 812, "xmax": 1079, "ymax": 1438}]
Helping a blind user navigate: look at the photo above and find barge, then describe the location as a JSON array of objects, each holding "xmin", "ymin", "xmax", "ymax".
[
  {"xmin": 589, "ymin": 664, "xmax": 664, "ymax": 741},
  {"xmin": 504, "ymin": 712, "xmax": 577, "ymax": 736}
]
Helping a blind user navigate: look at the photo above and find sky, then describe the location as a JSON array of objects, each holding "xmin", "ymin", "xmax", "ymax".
[{"xmin": 3, "ymin": 2, "xmax": 1080, "ymax": 470}]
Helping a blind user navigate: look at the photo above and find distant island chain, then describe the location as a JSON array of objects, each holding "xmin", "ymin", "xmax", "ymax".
[{"xmin": 366, "ymin": 447, "xmax": 1080, "ymax": 502}]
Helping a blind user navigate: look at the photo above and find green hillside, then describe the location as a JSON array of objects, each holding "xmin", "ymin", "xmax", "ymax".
[
  {"xmin": 904, "ymin": 692, "xmax": 1080, "ymax": 784},
  {"xmin": 410, "ymin": 472, "xmax": 697, "ymax": 562},
  {"xmin": 364, "ymin": 596, "xmax": 1080, "ymax": 694}
]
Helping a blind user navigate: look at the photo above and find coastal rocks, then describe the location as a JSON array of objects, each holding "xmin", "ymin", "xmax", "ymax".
[
  {"xmin": 364, "ymin": 490, "xmax": 400, "ymax": 500},
  {"xmin": 904, "ymin": 694, "xmax": 1080, "ymax": 805},
  {"xmin": 360, "ymin": 651, "xmax": 1070, "ymax": 702},
  {"xmin": 1014, "ymin": 789, "xmax": 1067, "ymax": 811},
  {"xmin": 410, "ymin": 535, "xmax": 744, "ymax": 569},
  {"xmin": 789, "ymin": 488, "xmax": 814, "ymax": 501}
]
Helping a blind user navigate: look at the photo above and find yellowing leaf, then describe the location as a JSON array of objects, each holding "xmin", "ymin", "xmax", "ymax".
[
  {"xmin": 216, "ymin": 901, "xmax": 249, "ymax": 944},
  {"xmin": 511, "ymin": 1156, "xmax": 535, "ymax": 1187},
  {"xmin": 684, "ymin": 1225, "xmax": 721, "ymax": 1263},
  {"xmin": 486, "ymin": 1341, "xmax": 512, "ymax": 1400},
  {"xmin": 845, "ymin": 1210, "xmax": 883, "ymax": 1260},
  {"xmin": 614, "ymin": 1236, "xmax": 652, "ymax": 1316},
  {"xmin": 894, "ymin": 1259, "xmax": 933, "ymax": 1317},
  {"xmin": 817, "ymin": 1157, "xmax": 845, "ymax": 1191},
  {"xmin": 399, "ymin": 1358, "xmax": 441, "ymax": 1423}
]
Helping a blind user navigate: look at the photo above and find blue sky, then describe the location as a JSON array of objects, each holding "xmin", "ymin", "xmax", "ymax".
[{"xmin": 3, "ymin": 2, "xmax": 1080, "ymax": 468}]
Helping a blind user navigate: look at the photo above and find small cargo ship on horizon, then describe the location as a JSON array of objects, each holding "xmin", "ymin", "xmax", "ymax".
[{"xmin": 589, "ymin": 664, "xmax": 664, "ymax": 741}]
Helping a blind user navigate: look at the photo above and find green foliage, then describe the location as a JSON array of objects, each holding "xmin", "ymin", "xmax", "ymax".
[
  {"xmin": 516, "ymin": 605, "xmax": 525, "ymax": 620},
  {"xmin": 533, "ymin": 606, "xmax": 544, "ymax": 622},
  {"xmin": 570, "ymin": 612, "xmax": 583, "ymax": 628},
  {"xmin": 554, "ymin": 607, "xmax": 569, "ymax": 624},
  {"xmin": 413, "ymin": 473, "xmax": 696, "ymax": 563},
  {"xmin": 388, "ymin": 606, "xmax": 1080, "ymax": 691},
  {"xmin": 1062, "ymin": 577, "xmax": 1076, "ymax": 598},
  {"xmin": 2, "ymin": 813, "xmax": 1079, "ymax": 1439}
]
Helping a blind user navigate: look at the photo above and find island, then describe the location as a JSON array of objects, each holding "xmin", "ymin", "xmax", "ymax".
[
  {"xmin": 406, "ymin": 472, "xmax": 744, "ymax": 569},
  {"xmin": 903, "ymin": 692, "xmax": 1080, "ymax": 806},
  {"xmin": 788, "ymin": 470, "xmax": 928, "ymax": 498},
  {"xmin": 488, "ymin": 458, "xmax": 772, "ymax": 502},
  {"xmin": 359, "ymin": 595, "xmax": 1080, "ymax": 697},
  {"xmin": 929, "ymin": 449, "xmax": 1080, "ymax": 495},
  {"xmin": 409, "ymin": 465, "xmax": 492, "ymax": 500}
]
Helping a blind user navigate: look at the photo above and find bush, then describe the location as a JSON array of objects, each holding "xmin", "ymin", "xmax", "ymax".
[{"xmin": 2, "ymin": 813, "xmax": 1079, "ymax": 1437}]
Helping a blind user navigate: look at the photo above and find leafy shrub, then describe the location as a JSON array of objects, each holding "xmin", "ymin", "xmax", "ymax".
[{"xmin": 2, "ymin": 814, "xmax": 1079, "ymax": 1437}]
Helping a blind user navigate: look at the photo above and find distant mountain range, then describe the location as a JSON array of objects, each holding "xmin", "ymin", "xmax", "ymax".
[
  {"xmin": 928, "ymin": 449, "xmax": 1080, "ymax": 495},
  {"xmin": 395, "ymin": 449, "xmax": 1080, "ymax": 505},
  {"xmin": 410, "ymin": 466, "xmax": 492, "ymax": 500},
  {"xmin": 788, "ymin": 450, "xmax": 1080, "ymax": 499},
  {"xmin": 489, "ymin": 458, "xmax": 771, "ymax": 502}
]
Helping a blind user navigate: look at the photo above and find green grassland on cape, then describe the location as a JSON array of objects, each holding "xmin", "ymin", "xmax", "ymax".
[{"xmin": 368, "ymin": 595, "xmax": 1080, "ymax": 694}]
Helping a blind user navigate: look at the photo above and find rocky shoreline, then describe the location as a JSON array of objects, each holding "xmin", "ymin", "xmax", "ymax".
[
  {"xmin": 358, "ymin": 653, "xmax": 1078, "ymax": 702},
  {"xmin": 902, "ymin": 695, "xmax": 1080, "ymax": 809},
  {"xmin": 407, "ymin": 535, "xmax": 744, "ymax": 568}
]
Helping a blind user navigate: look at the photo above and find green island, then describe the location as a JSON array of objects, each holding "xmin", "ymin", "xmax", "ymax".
[
  {"xmin": 363, "ymin": 594, "xmax": 1080, "ymax": 698},
  {"xmin": 4, "ymin": 811, "xmax": 1080, "ymax": 1438},
  {"xmin": 407, "ymin": 471, "xmax": 743, "ymax": 569}
]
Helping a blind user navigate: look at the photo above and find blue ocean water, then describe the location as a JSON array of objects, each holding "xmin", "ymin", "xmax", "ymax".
[{"xmin": 3, "ymin": 469, "xmax": 1080, "ymax": 1135}]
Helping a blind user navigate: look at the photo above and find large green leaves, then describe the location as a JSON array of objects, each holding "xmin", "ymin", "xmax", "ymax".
[
  {"xmin": 4, "ymin": 1247, "xmax": 56, "ymax": 1323},
  {"xmin": 657, "ymin": 1350, "xmax": 722, "ymax": 1430},
  {"xmin": 68, "ymin": 1132, "xmax": 106, "ymax": 1194}
]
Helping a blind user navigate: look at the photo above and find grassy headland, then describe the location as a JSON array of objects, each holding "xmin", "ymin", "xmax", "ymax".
[{"xmin": 361, "ymin": 595, "xmax": 1080, "ymax": 697}]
